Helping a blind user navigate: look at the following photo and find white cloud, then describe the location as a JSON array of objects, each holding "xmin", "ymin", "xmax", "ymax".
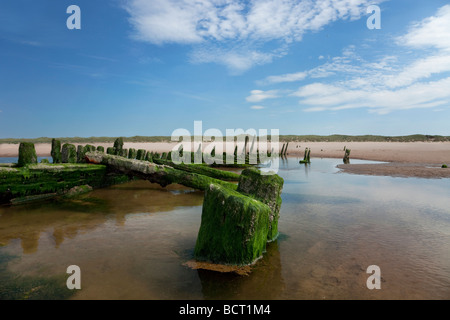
[
  {"xmin": 262, "ymin": 5, "xmax": 450, "ymax": 114},
  {"xmin": 123, "ymin": 0, "xmax": 383, "ymax": 71},
  {"xmin": 294, "ymin": 78, "xmax": 450, "ymax": 114},
  {"xmin": 382, "ymin": 54, "xmax": 450, "ymax": 88},
  {"xmin": 259, "ymin": 45, "xmax": 368, "ymax": 84},
  {"xmin": 124, "ymin": 0, "xmax": 381, "ymax": 44},
  {"xmin": 398, "ymin": 4, "xmax": 450, "ymax": 51},
  {"xmin": 250, "ymin": 105, "xmax": 265, "ymax": 110},
  {"xmin": 189, "ymin": 45, "xmax": 286, "ymax": 74},
  {"xmin": 261, "ymin": 71, "xmax": 308, "ymax": 85},
  {"xmin": 246, "ymin": 90, "xmax": 279, "ymax": 103}
]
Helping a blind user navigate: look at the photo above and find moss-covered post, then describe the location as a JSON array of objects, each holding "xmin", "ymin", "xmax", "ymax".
[
  {"xmin": 51, "ymin": 139, "xmax": 62, "ymax": 163},
  {"xmin": 113, "ymin": 137, "xmax": 124, "ymax": 156},
  {"xmin": 128, "ymin": 148, "xmax": 137, "ymax": 159},
  {"xmin": 96, "ymin": 146, "xmax": 105, "ymax": 153},
  {"xmin": 106, "ymin": 147, "xmax": 115, "ymax": 155},
  {"xmin": 61, "ymin": 144, "xmax": 77, "ymax": 163},
  {"xmin": 145, "ymin": 151, "xmax": 153, "ymax": 162},
  {"xmin": 237, "ymin": 168, "xmax": 284, "ymax": 241},
  {"xmin": 300, "ymin": 147, "xmax": 310, "ymax": 164},
  {"xmin": 120, "ymin": 148, "xmax": 128, "ymax": 157},
  {"xmin": 18, "ymin": 142, "xmax": 37, "ymax": 167},
  {"xmin": 136, "ymin": 149, "xmax": 146, "ymax": 160},
  {"xmin": 77, "ymin": 145, "xmax": 84, "ymax": 163},
  {"xmin": 194, "ymin": 184, "xmax": 271, "ymax": 265},
  {"xmin": 343, "ymin": 149, "xmax": 351, "ymax": 164}
]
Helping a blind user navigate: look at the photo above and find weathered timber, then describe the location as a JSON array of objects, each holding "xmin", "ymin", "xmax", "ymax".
[
  {"xmin": 0, "ymin": 163, "xmax": 132, "ymax": 204},
  {"xmin": 113, "ymin": 137, "xmax": 124, "ymax": 155},
  {"xmin": 136, "ymin": 149, "xmax": 146, "ymax": 160},
  {"xmin": 299, "ymin": 147, "xmax": 311, "ymax": 164},
  {"xmin": 51, "ymin": 139, "xmax": 62, "ymax": 163},
  {"xmin": 85, "ymin": 152, "xmax": 237, "ymax": 191},
  {"xmin": 128, "ymin": 148, "xmax": 137, "ymax": 159},
  {"xmin": 194, "ymin": 183, "xmax": 271, "ymax": 265},
  {"xmin": 152, "ymin": 158, "xmax": 240, "ymax": 181},
  {"xmin": 237, "ymin": 167, "xmax": 284, "ymax": 241},
  {"xmin": 343, "ymin": 148, "xmax": 351, "ymax": 164},
  {"xmin": 61, "ymin": 144, "xmax": 77, "ymax": 163},
  {"xmin": 18, "ymin": 142, "xmax": 37, "ymax": 167}
]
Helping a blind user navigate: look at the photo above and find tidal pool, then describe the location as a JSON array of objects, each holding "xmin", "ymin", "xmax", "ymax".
[{"xmin": 0, "ymin": 157, "xmax": 449, "ymax": 299}]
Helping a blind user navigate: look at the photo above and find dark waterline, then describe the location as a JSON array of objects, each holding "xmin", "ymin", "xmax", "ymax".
[{"xmin": 0, "ymin": 157, "xmax": 449, "ymax": 299}]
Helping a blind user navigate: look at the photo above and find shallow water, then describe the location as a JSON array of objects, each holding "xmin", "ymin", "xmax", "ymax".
[{"xmin": 0, "ymin": 157, "xmax": 449, "ymax": 299}]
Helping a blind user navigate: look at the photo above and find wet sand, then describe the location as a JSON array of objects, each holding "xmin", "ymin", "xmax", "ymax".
[{"xmin": 1, "ymin": 141, "xmax": 449, "ymax": 178}]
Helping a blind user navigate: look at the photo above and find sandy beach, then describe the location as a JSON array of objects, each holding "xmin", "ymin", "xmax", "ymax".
[{"xmin": 1, "ymin": 141, "xmax": 449, "ymax": 178}]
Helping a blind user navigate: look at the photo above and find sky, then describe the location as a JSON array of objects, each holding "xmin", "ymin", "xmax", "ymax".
[{"xmin": 0, "ymin": 0, "xmax": 449, "ymax": 138}]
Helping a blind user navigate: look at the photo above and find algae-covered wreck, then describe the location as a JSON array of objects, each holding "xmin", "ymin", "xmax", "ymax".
[{"xmin": 0, "ymin": 138, "xmax": 284, "ymax": 266}]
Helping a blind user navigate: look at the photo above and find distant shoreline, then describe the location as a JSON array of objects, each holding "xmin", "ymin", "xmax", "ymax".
[
  {"xmin": 0, "ymin": 134, "xmax": 448, "ymax": 145},
  {"xmin": 1, "ymin": 141, "xmax": 449, "ymax": 179}
]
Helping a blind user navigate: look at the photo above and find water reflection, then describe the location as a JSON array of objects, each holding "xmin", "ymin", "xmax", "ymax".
[
  {"xmin": 0, "ymin": 181, "xmax": 203, "ymax": 253},
  {"xmin": 197, "ymin": 240, "xmax": 285, "ymax": 300},
  {"xmin": 0, "ymin": 157, "xmax": 449, "ymax": 299}
]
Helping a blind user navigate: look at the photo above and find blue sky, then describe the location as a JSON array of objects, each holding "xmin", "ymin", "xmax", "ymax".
[{"xmin": 0, "ymin": 0, "xmax": 449, "ymax": 138}]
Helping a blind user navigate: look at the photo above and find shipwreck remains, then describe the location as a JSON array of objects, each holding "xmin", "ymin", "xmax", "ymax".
[
  {"xmin": 2, "ymin": 138, "xmax": 285, "ymax": 267},
  {"xmin": 343, "ymin": 148, "xmax": 351, "ymax": 164}
]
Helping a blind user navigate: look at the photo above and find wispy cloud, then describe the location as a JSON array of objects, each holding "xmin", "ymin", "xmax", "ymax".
[
  {"xmin": 259, "ymin": 71, "xmax": 308, "ymax": 85},
  {"xmin": 250, "ymin": 105, "xmax": 265, "ymax": 110},
  {"xmin": 258, "ymin": 5, "xmax": 450, "ymax": 115},
  {"xmin": 397, "ymin": 5, "xmax": 450, "ymax": 51},
  {"xmin": 293, "ymin": 78, "xmax": 450, "ymax": 115},
  {"xmin": 189, "ymin": 44, "xmax": 285, "ymax": 74},
  {"xmin": 123, "ymin": 0, "xmax": 383, "ymax": 72},
  {"xmin": 246, "ymin": 90, "xmax": 279, "ymax": 103}
]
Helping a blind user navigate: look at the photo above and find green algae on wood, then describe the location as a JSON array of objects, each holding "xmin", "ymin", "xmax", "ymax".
[
  {"xmin": 299, "ymin": 147, "xmax": 311, "ymax": 164},
  {"xmin": 113, "ymin": 137, "xmax": 124, "ymax": 155},
  {"xmin": 145, "ymin": 151, "xmax": 153, "ymax": 162},
  {"xmin": 153, "ymin": 158, "xmax": 240, "ymax": 181},
  {"xmin": 106, "ymin": 147, "xmax": 115, "ymax": 155},
  {"xmin": 61, "ymin": 144, "xmax": 77, "ymax": 164},
  {"xmin": 136, "ymin": 149, "xmax": 146, "ymax": 160},
  {"xmin": 51, "ymin": 139, "xmax": 62, "ymax": 163},
  {"xmin": 194, "ymin": 183, "xmax": 271, "ymax": 266},
  {"xmin": 85, "ymin": 152, "xmax": 236, "ymax": 191},
  {"xmin": 0, "ymin": 163, "xmax": 132, "ymax": 204},
  {"xmin": 120, "ymin": 148, "xmax": 128, "ymax": 157},
  {"xmin": 128, "ymin": 148, "xmax": 137, "ymax": 159},
  {"xmin": 343, "ymin": 148, "xmax": 351, "ymax": 164},
  {"xmin": 18, "ymin": 142, "xmax": 37, "ymax": 167},
  {"xmin": 77, "ymin": 145, "xmax": 84, "ymax": 163},
  {"xmin": 79, "ymin": 144, "xmax": 96, "ymax": 163},
  {"xmin": 237, "ymin": 167, "xmax": 284, "ymax": 241}
]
